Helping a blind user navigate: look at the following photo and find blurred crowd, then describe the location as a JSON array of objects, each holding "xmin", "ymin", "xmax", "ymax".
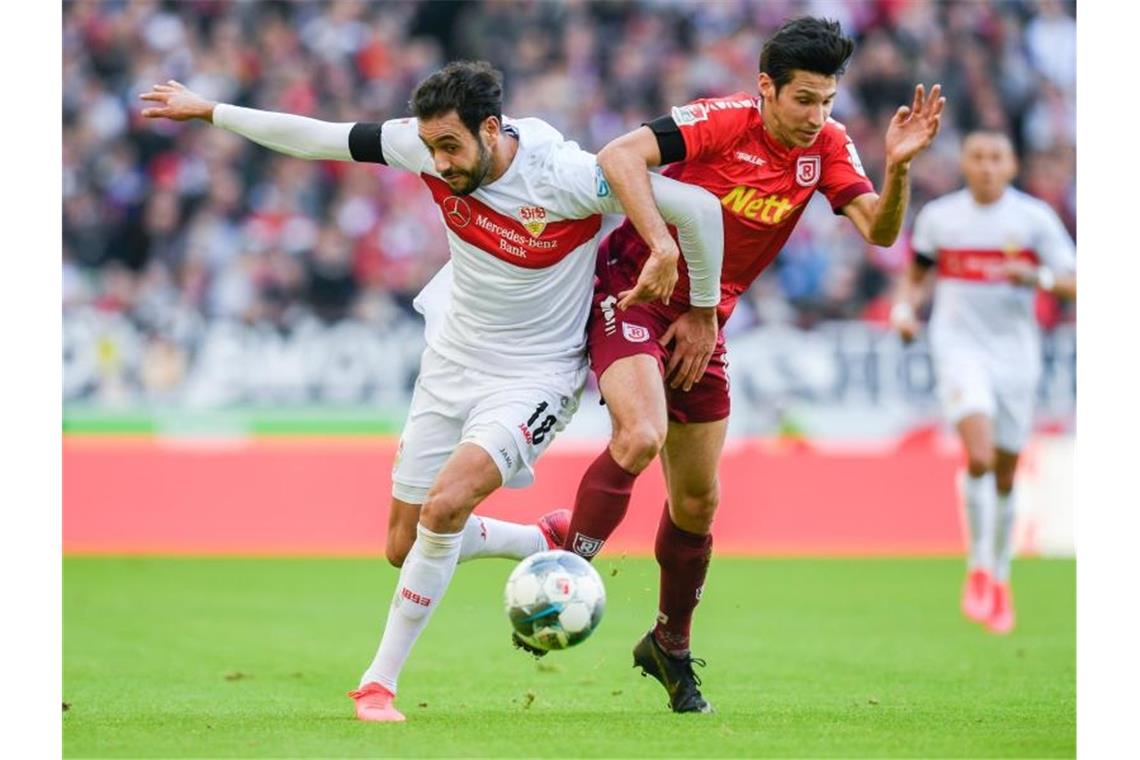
[{"xmin": 63, "ymin": 0, "xmax": 1077, "ymax": 401}]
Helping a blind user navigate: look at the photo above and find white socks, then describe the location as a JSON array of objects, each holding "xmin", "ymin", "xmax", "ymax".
[
  {"xmin": 459, "ymin": 514, "xmax": 547, "ymax": 562},
  {"xmin": 964, "ymin": 472, "xmax": 996, "ymax": 572},
  {"xmin": 993, "ymin": 488, "xmax": 1017, "ymax": 582},
  {"xmin": 358, "ymin": 515, "xmax": 546, "ymax": 690},
  {"xmin": 360, "ymin": 515, "xmax": 547, "ymax": 692},
  {"xmin": 965, "ymin": 472, "xmax": 1019, "ymax": 581},
  {"xmin": 359, "ymin": 523, "xmax": 462, "ymax": 692}
]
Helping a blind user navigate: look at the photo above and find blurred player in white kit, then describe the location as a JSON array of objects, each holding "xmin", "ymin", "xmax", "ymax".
[{"xmin": 891, "ymin": 131, "xmax": 1075, "ymax": 634}]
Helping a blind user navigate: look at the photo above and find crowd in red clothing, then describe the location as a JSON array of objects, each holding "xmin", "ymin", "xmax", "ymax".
[{"xmin": 63, "ymin": 0, "xmax": 1076, "ymax": 402}]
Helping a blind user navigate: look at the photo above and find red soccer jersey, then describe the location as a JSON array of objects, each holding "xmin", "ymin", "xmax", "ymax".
[{"xmin": 603, "ymin": 92, "xmax": 875, "ymax": 319}]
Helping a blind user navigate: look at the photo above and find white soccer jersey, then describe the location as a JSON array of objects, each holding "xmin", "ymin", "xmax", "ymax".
[
  {"xmin": 212, "ymin": 104, "xmax": 721, "ymax": 377},
  {"xmin": 377, "ymin": 116, "xmax": 716, "ymax": 376},
  {"xmin": 211, "ymin": 103, "xmax": 722, "ymax": 492},
  {"xmin": 911, "ymin": 187, "xmax": 1076, "ymax": 377}
]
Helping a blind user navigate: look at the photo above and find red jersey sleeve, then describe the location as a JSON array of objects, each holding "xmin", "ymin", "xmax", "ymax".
[
  {"xmin": 670, "ymin": 93, "xmax": 758, "ymax": 163},
  {"xmin": 819, "ymin": 123, "xmax": 875, "ymax": 213}
]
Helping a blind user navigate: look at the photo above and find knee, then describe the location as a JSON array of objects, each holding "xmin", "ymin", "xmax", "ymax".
[
  {"xmin": 993, "ymin": 451, "xmax": 1019, "ymax": 494},
  {"xmin": 385, "ymin": 536, "xmax": 411, "ymax": 568},
  {"xmin": 611, "ymin": 421, "xmax": 667, "ymax": 474},
  {"xmin": 965, "ymin": 448, "xmax": 995, "ymax": 478},
  {"xmin": 419, "ymin": 491, "xmax": 467, "ymax": 534},
  {"xmin": 673, "ymin": 486, "xmax": 720, "ymax": 533},
  {"xmin": 995, "ymin": 470, "xmax": 1016, "ymax": 495}
]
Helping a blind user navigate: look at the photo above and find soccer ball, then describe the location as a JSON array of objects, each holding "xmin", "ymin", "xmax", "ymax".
[{"xmin": 504, "ymin": 549, "xmax": 606, "ymax": 652}]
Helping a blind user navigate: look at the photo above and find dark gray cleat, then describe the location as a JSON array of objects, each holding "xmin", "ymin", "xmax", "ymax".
[{"xmin": 632, "ymin": 630, "xmax": 713, "ymax": 713}]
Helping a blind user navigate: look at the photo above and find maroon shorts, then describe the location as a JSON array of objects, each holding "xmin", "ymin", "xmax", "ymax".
[{"xmin": 587, "ymin": 259, "xmax": 730, "ymax": 424}]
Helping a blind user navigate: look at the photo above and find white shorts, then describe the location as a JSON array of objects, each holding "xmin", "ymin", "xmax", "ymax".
[
  {"xmin": 391, "ymin": 346, "xmax": 587, "ymax": 504},
  {"xmin": 934, "ymin": 351, "xmax": 1037, "ymax": 453}
]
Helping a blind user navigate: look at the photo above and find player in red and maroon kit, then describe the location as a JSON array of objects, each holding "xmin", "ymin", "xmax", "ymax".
[{"xmin": 559, "ymin": 18, "xmax": 944, "ymax": 712}]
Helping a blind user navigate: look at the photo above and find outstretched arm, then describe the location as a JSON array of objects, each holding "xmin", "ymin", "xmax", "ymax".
[
  {"xmin": 842, "ymin": 84, "xmax": 945, "ymax": 246},
  {"xmin": 140, "ymin": 80, "xmax": 355, "ymax": 161}
]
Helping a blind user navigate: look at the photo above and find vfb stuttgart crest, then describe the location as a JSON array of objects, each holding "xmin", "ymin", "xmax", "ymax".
[
  {"xmin": 796, "ymin": 155, "xmax": 821, "ymax": 187},
  {"xmin": 519, "ymin": 205, "xmax": 547, "ymax": 237}
]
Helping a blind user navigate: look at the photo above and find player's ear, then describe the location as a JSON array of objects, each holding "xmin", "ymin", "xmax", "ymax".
[
  {"xmin": 481, "ymin": 115, "xmax": 501, "ymax": 145},
  {"xmin": 758, "ymin": 72, "xmax": 774, "ymax": 102}
]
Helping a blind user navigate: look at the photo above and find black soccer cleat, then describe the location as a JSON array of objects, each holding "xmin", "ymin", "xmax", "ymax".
[
  {"xmin": 632, "ymin": 630, "xmax": 713, "ymax": 713},
  {"xmin": 511, "ymin": 631, "xmax": 548, "ymax": 659}
]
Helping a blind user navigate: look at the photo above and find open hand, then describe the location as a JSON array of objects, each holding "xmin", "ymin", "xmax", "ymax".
[
  {"xmin": 140, "ymin": 80, "xmax": 216, "ymax": 122},
  {"xmin": 885, "ymin": 84, "xmax": 945, "ymax": 166},
  {"xmin": 659, "ymin": 306, "xmax": 717, "ymax": 391}
]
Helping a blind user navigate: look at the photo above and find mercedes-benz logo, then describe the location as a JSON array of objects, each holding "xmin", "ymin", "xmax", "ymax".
[{"xmin": 443, "ymin": 195, "xmax": 472, "ymax": 228}]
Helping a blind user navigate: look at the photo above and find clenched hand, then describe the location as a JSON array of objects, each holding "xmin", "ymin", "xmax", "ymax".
[{"xmin": 617, "ymin": 239, "xmax": 680, "ymax": 310}]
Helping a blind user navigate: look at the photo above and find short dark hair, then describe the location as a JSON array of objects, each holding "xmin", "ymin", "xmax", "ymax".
[
  {"xmin": 409, "ymin": 60, "xmax": 504, "ymax": 137},
  {"xmin": 759, "ymin": 17, "xmax": 855, "ymax": 91}
]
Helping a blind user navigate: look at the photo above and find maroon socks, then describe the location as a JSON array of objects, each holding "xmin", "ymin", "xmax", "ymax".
[
  {"xmin": 562, "ymin": 448, "xmax": 638, "ymax": 559},
  {"xmin": 652, "ymin": 505, "xmax": 712, "ymax": 657},
  {"xmin": 563, "ymin": 450, "xmax": 712, "ymax": 658}
]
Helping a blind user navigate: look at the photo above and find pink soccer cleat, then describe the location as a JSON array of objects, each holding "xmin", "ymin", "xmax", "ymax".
[
  {"xmin": 537, "ymin": 509, "xmax": 571, "ymax": 550},
  {"xmin": 986, "ymin": 581, "xmax": 1016, "ymax": 635},
  {"xmin": 348, "ymin": 682, "xmax": 405, "ymax": 722},
  {"xmin": 961, "ymin": 567, "xmax": 993, "ymax": 624}
]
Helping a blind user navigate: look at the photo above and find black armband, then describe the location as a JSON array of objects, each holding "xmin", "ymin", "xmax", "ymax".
[
  {"xmin": 349, "ymin": 122, "xmax": 386, "ymax": 164},
  {"xmin": 914, "ymin": 251, "xmax": 936, "ymax": 269},
  {"xmin": 643, "ymin": 115, "xmax": 687, "ymax": 165}
]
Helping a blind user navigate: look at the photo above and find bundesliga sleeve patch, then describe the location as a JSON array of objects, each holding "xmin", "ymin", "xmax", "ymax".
[
  {"xmin": 671, "ymin": 103, "xmax": 709, "ymax": 127},
  {"xmin": 594, "ymin": 164, "xmax": 611, "ymax": 197}
]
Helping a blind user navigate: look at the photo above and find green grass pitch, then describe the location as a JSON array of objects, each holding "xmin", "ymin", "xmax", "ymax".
[{"xmin": 63, "ymin": 556, "xmax": 1074, "ymax": 757}]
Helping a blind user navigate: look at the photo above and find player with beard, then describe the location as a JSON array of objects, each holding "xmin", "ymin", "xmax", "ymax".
[{"xmin": 141, "ymin": 61, "xmax": 724, "ymax": 721}]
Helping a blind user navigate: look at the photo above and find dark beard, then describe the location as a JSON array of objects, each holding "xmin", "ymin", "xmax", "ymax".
[{"xmin": 450, "ymin": 141, "xmax": 493, "ymax": 196}]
